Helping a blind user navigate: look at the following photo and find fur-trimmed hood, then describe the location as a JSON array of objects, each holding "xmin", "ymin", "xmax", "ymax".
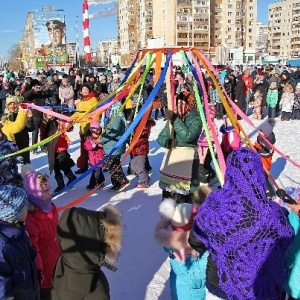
[{"xmin": 57, "ymin": 206, "xmax": 123, "ymax": 269}]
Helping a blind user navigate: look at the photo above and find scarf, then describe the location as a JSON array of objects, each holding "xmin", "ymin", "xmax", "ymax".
[
  {"xmin": 192, "ymin": 147, "xmax": 294, "ymax": 300},
  {"xmin": 28, "ymin": 195, "xmax": 52, "ymax": 213}
]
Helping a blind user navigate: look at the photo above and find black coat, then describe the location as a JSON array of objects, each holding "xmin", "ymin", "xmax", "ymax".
[
  {"xmin": 253, "ymin": 79, "xmax": 269, "ymax": 106},
  {"xmin": 9, "ymin": 112, "xmax": 35, "ymax": 164}
]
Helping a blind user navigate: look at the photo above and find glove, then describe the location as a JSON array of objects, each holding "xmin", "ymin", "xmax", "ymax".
[
  {"xmin": 165, "ymin": 138, "xmax": 177, "ymax": 149},
  {"xmin": 19, "ymin": 103, "xmax": 29, "ymax": 109},
  {"xmin": 164, "ymin": 109, "xmax": 177, "ymax": 123}
]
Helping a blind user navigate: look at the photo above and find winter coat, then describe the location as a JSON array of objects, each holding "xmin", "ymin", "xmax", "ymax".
[
  {"xmin": 242, "ymin": 74, "xmax": 253, "ymax": 90},
  {"xmin": 101, "ymin": 114, "xmax": 126, "ymax": 156},
  {"xmin": 42, "ymin": 118, "xmax": 74, "ymax": 174},
  {"xmin": 268, "ymin": 75, "xmax": 281, "ymax": 89},
  {"xmin": 0, "ymin": 134, "xmax": 21, "ymax": 186},
  {"xmin": 0, "ymin": 220, "xmax": 40, "ymax": 300},
  {"xmin": 253, "ymin": 79, "xmax": 269, "ymax": 106},
  {"xmin": 154, "ymin": 218, "xmax": 208, "ymax": 300},
  {"xmin": 234, "ymin": 78, "xmax": 247, "ymax": 109},
  {"xmin": 84, "ymin": 135, "xmax": 105, "ymax": 167},
  {"xmin": 26, "ymin": 203, "xmax": 61, "ymax": 289},
  {"xmin": 131, "ymin": 119, "xmax": 155, "ymax": 156},
  {"xmin": 48, "ymin": 83, "xmax": 60, "ymax": 106},
  {"xmin": 51, "ymin": 206, "xmax": 123, "ymax": 300},
  {"xmin": 8, "ymin": 111, "xmax": 35, "ymax": 163},
  {"xmin": 1, "ymin": 108, "xmax": 28, "ymax": 142},
  {"xmin": 59, "ymin": 83, "xmax": 74, "ymax": 104},
  {"xmin": 280, "ymin": 92, "xmax": 294, "ymax": 113},
  {"xmin": 157, "ymin": 108, "xmax": 202, "ymax": 194},
  {"xmin": 220, "ymin": 126, "xmax": 241, "ymax": 161},
  {"xmin": 224, "ymin": 80, "xmax": 234, "ymax": 99},
  {"xmin": 266, "ymin": 90, "xmax": 278, "ymax": 108},
  {"xmin": 294, "ymin": 92, "xmax": 300, "ymax": 110},
  {"xmin": 285, "ymin": 212, "xmax": 300, "ymax": 299},
  {"xmin": 23, "ymin": 89, "xmax": 52, "ymax": 119},
  {"xmin": 72, "ymin": 93, "xmax": 98, "ymax": 135}
]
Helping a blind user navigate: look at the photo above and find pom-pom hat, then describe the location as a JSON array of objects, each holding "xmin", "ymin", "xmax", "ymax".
[
  {"xmin": 0, "ymin": 185, "xmax": 28, "ymax": 221},
  {"xmin": 159, "ymin": 198, "xmax": 198, "ymax": 232}
]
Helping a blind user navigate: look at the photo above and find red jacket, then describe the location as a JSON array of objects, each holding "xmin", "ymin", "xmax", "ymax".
[
  {"xmin": 131, "ymin": 119, "xmax": 155, "ymax": 156},
  {"xmin": 26, "ymin": 203, "xmax": 62, "ymax": 289}
]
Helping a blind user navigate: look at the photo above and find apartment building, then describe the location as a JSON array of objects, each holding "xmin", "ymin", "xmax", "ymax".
[
  {"xmin": 98, "ymin": 38, "xmax": 119, "ymax": 65},
  {"xmin": 118, "ymin": 0, "xmax": 257, "ymax": 65},
  {"xmin": 268, "ymin": 0, "xmax": 300, "ymax": 59}
]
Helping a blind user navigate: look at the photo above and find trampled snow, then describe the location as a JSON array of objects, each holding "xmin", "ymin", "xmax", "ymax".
[{"xmin": 31, "ymin": 113, "xmax": 300, "ymax": 300}]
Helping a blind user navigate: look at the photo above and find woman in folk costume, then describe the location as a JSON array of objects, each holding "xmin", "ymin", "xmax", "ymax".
[
  {"xmin": 154, "ymin": 186, "xmax": 211, "ymax": 300},
  {"xmin": 101, "ymin": 101, "xmax": 129, "ymax": 192},
  {"xmin": 158, "ymin": 90, "xmax": 202, "ymax": 203},
  {"xmin": 72, "ymin": 83, "xmax": 98, "ymax": 174},
  {"xmin": 41, "ymin": 111, "xmax": 76, "ymax": 192},
  {"xmin": 189, "ymin": 147, "xmax": 294, "ymax": 300},
  {"xmin": 51, "ymin": 206, "xmax": 123, "ymax": 300}
]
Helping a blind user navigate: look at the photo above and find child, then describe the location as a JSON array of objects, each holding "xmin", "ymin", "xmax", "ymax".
[
  {"xmin": 130, "ymin": 117, "xmax": 156, "ymax": 188},
  {"xmin": 198, "ymin": 104, "xmax": 217, "ymax": 185},
  {"xmin": 84, "ymin": 119, "xmax": 105, "ymax": 189},
  {"xmin": 266, "ymin": 81, "xmax": 278, "ymax": 119},
  {"xmin": 220, "ymin": 115, "xmax": 241, "ymax": 161},
  {"xmin": 154, "ymin": 186, "xmax": 211, "ymax": 300},
  {"xmin": 0, "ymin": 185, "xmax": 40, "ymax": 299},
  {"xmin": 293, "ymin": 83, "xmax": 300, "ymax": 120},
  {"xmin": 21, "ymin": 164, "xmax": 62, "ymax": 300},
  {"xmin": 254, "ymin": 119, "xmax": 276, "ymax": 198},
  {"xmin": 252, "ymin": 91, "xmax": 263, "ymax": 120},
  {"xmin": 280, "ymin": 83, "xmax": 294, "ymax": 121},
  {"xmin": 51, "ymin": 205, "xmax": 123, "ymax": 300},
  {"xmin": 41, "ymin": 112, "xmax": 76, "ymax": 192}
]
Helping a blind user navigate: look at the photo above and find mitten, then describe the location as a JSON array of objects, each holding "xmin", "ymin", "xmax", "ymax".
[
  {"xmin": 165, "ymin": 138, "xmax": 177, "ymax": 149},
  {"xmin": 19, "ymin": 103, "xmax": 28, "ymax": 109},
  {"xmin": 164, "ymin": 109, "xmax": 177, "ymax": 123}
]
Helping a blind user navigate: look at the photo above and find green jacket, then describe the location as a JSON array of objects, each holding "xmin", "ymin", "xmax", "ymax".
[
  {"xmin": 157, "ymin": 108, "xmax": 202, "ymax": 194},
  {"xmin": 266, "ymin": 91, "xmax": 278, "ymax": 108}
]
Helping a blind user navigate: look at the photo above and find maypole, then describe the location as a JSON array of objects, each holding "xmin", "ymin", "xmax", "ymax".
[{"xmin": 83, "ymin": 0, "xmax": 91, "ymax": 62}]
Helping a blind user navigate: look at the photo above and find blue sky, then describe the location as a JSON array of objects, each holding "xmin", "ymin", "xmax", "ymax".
[{"xmin": 0, "ymin": 0, "xmax": 276, "ymax": 61}]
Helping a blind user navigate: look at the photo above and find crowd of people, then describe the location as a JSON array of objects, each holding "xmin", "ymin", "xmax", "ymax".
[{"xmin": 0, "ymin": 62, "xmax": 300, "ymax": 300}]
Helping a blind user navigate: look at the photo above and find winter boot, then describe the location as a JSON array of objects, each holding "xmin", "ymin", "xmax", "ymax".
[
  {"xmin": 65, "ymin": 170, "xmax": 76, "ymax": 186},
  {"xmin": 54, "ymin": 174, "xmax": 65, "ymax": 193}
]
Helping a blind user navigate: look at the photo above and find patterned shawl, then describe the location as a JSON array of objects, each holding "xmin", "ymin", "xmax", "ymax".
[{"xmin": 192, "ymin": 147, "xmax": 294, "ymax": 300}]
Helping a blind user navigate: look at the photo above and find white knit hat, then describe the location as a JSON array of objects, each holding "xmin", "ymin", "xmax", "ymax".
[{"xmin": 159, "ymin": 198, "xmax": 197, "ymax": 232}]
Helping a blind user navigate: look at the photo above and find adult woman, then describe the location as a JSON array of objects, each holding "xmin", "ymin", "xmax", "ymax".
[
  {"xmin": 72, "ymin": 84, "xmax": 98, "ymax": 174},
  {"xmin": 189, "ymin": 147, "xmax": 294, "ymax": 300},
  {"xmin": 157, "ymin": 90, "xmax": 202, "ymax": 203}
]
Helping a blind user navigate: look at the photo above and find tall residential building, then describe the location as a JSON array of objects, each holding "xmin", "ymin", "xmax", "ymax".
[
  {"xmin": 256, "ymin": 22, "xmax": 268, "ymax": 50},
  {"xmin": 268, "ymin": 0, "xmax": 300, "ymax": 59},
  {"xmin": 118, "ymin": 0, "xmax": 257, "ymax": 65},
  {"xmin": 98, "ymin": 38, "xmax": 119, "ymax": 65}
]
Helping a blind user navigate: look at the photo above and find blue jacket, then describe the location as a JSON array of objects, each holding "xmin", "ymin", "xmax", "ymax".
[
  {"xmin": 0, "ymin": 220, "xmax": 40, "ymax": 300},
  {"xmin": 0, "ymin": 134, "xmax": 22, "ymax": 186},
  {"xmin": 101, "ymin": 114, "xmax": 126, "ymax": 156},
  {"xmin": 286, "ymin": 212, "xmax": 300, "ymax": 299}
]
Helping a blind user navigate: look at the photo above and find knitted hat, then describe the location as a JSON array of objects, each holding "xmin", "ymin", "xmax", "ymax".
[
  {"xmin": 296, "ymin": 83, "xmax": 300, "ymax": 90},
  {"xmin": 258, "ymin": 119, "xmax": 275, "ymax": 135},
  {"xmin": 81, "ymin": 83, "xmax": 92, "ymax": 92},
  {"xmin": 159, "ymin": 198, "xmax": 198, "ymax": 232},
  {"xmin": 6, "ymin": 95, "xmax": 20, "ymax": 106},
  {"xmin": 21, "ymin": 164, "xmax": 51, "ymax": 198},
  {"xmin": 90, "ymin": 119, "xmax": 100, "ymax": 130},
  {"xmin": 0, "ymin": 185, "xmax": 28, "ymax": 221}
]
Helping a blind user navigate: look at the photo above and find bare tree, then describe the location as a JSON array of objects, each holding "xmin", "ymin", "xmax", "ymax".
[{"xmin": 7, "ymin": 43, "xmax": 23, "ymax": 71}]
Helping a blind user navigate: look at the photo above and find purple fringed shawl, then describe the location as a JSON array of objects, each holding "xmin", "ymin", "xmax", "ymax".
[{"xmin": 193, "ymin": 147, "xmax": 294, "ymax": 300}]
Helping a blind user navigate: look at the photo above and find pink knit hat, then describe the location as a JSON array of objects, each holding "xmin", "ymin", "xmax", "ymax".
[
  {"xmin": 21, "ymin": 164, "xmax": 51, "ymax": 198},
  {"xmin": 90, "ymin": 119, "xmax": 100, "ymax": 130}
]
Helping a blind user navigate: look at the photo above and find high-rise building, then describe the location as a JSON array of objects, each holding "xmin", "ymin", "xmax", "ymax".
[
  {"xmin": 98, "ymin": 38, "xmax": 119, "ymax": 66},
  {"xmin": 118, "ymin": 0, "xmax": 257, "ymax": 65},
  {"xmin": 268, "ymin": 0, "xmax": 300, "ymax": 59}
]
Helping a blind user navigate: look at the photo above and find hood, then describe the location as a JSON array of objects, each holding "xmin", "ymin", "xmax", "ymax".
[{"xmin": 58, "ymin": 206, "xmax": 123, "ymax": 268}]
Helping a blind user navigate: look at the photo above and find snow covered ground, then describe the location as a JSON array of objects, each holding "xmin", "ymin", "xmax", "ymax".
[{"xmin": 31, "ymin": 112, "xmax": 300, "ymax": 300}]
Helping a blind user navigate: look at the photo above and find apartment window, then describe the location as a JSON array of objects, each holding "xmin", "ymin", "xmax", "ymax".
[
  {"xmin": 228, "ymin": 4, "xmax": 232, "ymax": 9},
  {"xmin": 228, "ymin": 12, "xmax": 232, "ymax": 16},
  {"xmin": 249, "ymin": 6, "xmax": 253, "ymax": 10}
]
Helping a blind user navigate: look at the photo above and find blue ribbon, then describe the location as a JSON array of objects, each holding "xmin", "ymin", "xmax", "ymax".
[{"xmin": 54, "ymin": 51, "xmax": 172, "ymax": 196}]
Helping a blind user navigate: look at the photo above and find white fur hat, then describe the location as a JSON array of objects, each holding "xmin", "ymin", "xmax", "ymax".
[{"xmin": 159, "ymin": 198, "xmax": 197, "ymax": 232}]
